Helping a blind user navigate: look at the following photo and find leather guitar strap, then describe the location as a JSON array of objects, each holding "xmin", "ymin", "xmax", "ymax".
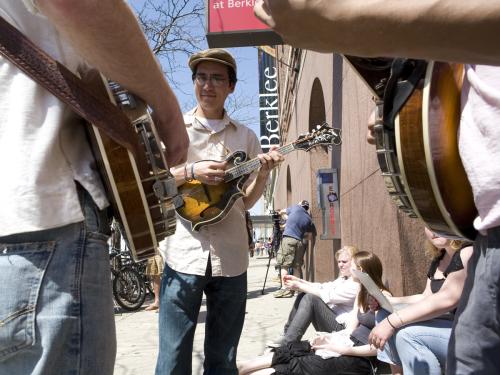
[{"xmin": 0, "ymin": 15, "xmax": 139, "ymax": 156}]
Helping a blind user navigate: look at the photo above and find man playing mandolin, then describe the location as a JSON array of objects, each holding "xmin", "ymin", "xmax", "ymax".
[{"xmin": 156, "ymin": 48, "xmax": 283, "ymax": 374}]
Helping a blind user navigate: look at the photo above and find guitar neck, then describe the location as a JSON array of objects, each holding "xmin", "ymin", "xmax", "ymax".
[{"xmin": 224, "ymin": 143, "xmax": 296, "ymax": 181}]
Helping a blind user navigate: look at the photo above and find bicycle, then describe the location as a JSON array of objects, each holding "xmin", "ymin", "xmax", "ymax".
[{"xmin": 109, "ymin": 222, "xmax": 149, "ymax": 312}]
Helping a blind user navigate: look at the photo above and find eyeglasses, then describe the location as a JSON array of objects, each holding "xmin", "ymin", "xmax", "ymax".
[{"xmin": 193, "ymin": 74, "xmax": 228, "ymax": 87}]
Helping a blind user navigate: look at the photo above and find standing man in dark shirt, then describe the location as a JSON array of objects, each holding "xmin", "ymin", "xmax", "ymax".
[{"xmin": 274, "ymin": 200, "xmax": 313, "ymax": 298}]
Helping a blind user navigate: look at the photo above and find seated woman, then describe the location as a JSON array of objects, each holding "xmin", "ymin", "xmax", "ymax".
[
  {"xmin": 267, "ymin": 246, "xmax": 359, "ymax": 347},
  {"xmin": 368, "ymin": 228, "xmax": 473, "ymax": 375},
  {"xmin": 238, "ymin": 251, "xmax": 390, "ymax": 375}
]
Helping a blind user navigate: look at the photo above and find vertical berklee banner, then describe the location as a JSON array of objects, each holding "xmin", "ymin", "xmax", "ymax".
[{"xmin": 258, "ymin": 49, "xmax": 280, "ymax": 151}]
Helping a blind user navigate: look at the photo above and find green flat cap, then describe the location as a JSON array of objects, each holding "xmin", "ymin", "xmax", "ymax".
[{"xmin": 188, "ymin": 48, "xmax": 237, "ymax": 74}]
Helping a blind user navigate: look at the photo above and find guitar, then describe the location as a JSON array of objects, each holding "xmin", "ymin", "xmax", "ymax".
[
  {"xmin": 82, "ymin": 71, "xmax": 181, "ymax": 261},
  {"xmin": 346, "ymin": 57, "xmax": 477, "ymax": 240},
  {"xmin": 176, "ymin": 124, "xmax": 341, "ymax": 231},
  {"xmin": 0, "ymin": 17, "xmax": 179, "ymax": 261}
]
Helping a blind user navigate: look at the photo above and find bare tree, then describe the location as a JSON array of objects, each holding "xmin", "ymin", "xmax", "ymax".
[
  {"xmin": 226, "ymin": 91, "xmax": 259, "ymax": 125},
  {"xmin": 133, "ymin": 0, "xmax": 205, "ymax": 87}
]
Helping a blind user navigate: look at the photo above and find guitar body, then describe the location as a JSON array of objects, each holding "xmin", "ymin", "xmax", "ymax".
[
  {"xmin": 82, "ymin": 70, "xmax": 178, "ymax": 260},
  {"xmin": 176, "ymin": 151, "xmax": 249, "ymax": 231},
  {"xmin": 375, "ymin": 62, "xmax": 477, "ymax": 239}
]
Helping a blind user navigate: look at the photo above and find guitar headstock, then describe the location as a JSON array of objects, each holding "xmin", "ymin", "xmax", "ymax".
[{"xmin": 294, "ymin": 123, "xmax": 342, "ymax": 152}]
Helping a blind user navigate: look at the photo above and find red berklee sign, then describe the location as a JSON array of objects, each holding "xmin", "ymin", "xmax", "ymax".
[{"xmin": 206, "ymin": 0, "xmax": 282, "ymax": 47}]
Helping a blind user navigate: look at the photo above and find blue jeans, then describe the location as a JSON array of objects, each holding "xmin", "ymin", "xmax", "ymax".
[
  {"xmin": 447, "ymin": 227, "xmax": 500, "ymax": 374},
  {"xmin": 156, "ymin": 263, "xmax": 247, "ymax": 375},
  {"xmin": 0, "ymin": 186, "xmax": 115, "ymax": 374},
  {"xmin": 376, "ymin": 309, "xmax": 452, "ymax": 375}
]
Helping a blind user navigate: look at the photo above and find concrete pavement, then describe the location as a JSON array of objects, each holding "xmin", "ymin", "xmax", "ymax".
[{"xmin": 113, "ymin": 256, "xmax": 314, "ymax": 374}]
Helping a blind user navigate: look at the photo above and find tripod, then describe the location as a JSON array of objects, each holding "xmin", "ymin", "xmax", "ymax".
[{"xmin": 261, "ymin": 213, "xmax": 282, "ymax": 295}]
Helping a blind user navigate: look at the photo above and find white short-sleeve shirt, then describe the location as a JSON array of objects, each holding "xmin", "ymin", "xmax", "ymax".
[{"xmin": 0, "ymin": 1, "xmax": 108, "ymax": 236}]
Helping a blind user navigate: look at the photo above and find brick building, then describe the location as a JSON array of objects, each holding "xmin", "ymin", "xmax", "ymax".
[{"xmin": 265, "ymin": 47, "xmax": 428, "ymax": 296}]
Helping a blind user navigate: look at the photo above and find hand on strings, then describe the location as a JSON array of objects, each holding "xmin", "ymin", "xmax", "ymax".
[
  {"xmin": 257, "ymin": 146, "xmax": 283, "ymax": 176},
  {"xmin": 192, "ymin": 160, "xmax": 227, "ymax": 185}
]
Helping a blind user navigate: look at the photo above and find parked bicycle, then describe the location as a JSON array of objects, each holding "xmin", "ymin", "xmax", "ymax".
[{"xmin": 110, "ymin": 222, "xmax": 153, "ymax": 311}]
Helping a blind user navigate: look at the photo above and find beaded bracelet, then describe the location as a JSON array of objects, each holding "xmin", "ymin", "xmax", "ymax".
[
  {"xmin": 386, "ymin": 315, "xmax": 397, "ymax": 330},
  {"xmin": 184, "ymin": 163, "xmax": 193, "ymax": 182}
]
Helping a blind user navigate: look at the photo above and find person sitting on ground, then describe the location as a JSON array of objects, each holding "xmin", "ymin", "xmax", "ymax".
[
  {"xmin": 267, "ymin": 246, "xmax": 359, "ymax": 348},
  {"xmin": 144, "ymin": 253, "xmax": 164, "ymax": 311},
  {"xmin": 238, "ymin": 251, "xmax": 391, "ymax": 375},
  {"xmin": 368, "ymin": 228, "xmax": 473, "ymax": 375},
  {"xmin": 274, "ymin": 200, "xmax": 314, "ymax": 298}
]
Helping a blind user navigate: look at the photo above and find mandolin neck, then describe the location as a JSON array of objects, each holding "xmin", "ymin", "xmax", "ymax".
[{"xmin": 224, "ymin": 143, "xmax": 296, "ymax": 182}]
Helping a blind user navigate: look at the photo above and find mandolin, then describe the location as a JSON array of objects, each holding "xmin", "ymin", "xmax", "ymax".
[
  {"xmin": 346, "ymin": 57, "xmax": 477, "ymax": 240},
  {"xmin": 176, "ymin": 124, "xmax": 341, "ymax": 231}
]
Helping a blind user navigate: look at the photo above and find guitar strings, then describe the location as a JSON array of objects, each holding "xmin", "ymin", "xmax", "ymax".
[{"xmin": 177, "ymin": 128, "xmax": 328, "ymax": 200}]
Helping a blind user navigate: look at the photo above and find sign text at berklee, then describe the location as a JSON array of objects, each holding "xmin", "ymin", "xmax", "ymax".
[
  {"xmin": 206, "ymin": 0, "xmax": 282, "ymax": 47},
  {"xmin": 208, "ymin": 0, "xmax": 267, "ymax": 33},
  {"xmin": 258, "ymin": 50, "xmax": 280, "ymax": 151}
]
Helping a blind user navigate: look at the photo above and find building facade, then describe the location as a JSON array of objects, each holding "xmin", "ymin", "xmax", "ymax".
[{"xmin": 268, "ymin": 47, "xmax": 428, "ymax": 295}]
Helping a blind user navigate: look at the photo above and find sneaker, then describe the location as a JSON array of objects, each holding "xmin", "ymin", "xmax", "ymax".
[
  {"xmin": 273, "ymin": 289, "xmax": 286, "ymax": 298},
  {"xmin": 276, "ymin": 290, "xmax": 295, "ymax": 298},
  {"xmin": 266, "ymin": 334, "xmax": 286, "ymax": 348}
]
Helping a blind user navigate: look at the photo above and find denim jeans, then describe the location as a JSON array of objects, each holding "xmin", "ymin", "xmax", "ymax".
[
  {"xmin": 447, "ymin": 226, "xmax": 500, "ymax": 374},
  {"xmin": 0, "ymin": 186, "xmax": 115, "ymax": 374},
  {"xmin": 156, "ymin": 263, "xmax": 247, "ymax": 375},
  {"xmin": 376, "ymin": 309, "xmax": 452, "ymax": 375}
]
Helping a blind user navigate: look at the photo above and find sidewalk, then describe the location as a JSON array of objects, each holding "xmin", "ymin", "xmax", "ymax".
[{"xmin": 114, "ymin": 256, "xmax": 312, "ymax": 374}]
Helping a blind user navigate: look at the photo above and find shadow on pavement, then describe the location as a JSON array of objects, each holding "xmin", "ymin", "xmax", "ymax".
[{"xmin": 246, "ymin": 287, "xmax": 278, "ymax": 300}]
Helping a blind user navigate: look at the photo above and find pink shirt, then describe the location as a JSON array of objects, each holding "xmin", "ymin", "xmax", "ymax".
[{"xmin": 459, "ymin": 65, "xmax": 500, "ymax": 232}]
